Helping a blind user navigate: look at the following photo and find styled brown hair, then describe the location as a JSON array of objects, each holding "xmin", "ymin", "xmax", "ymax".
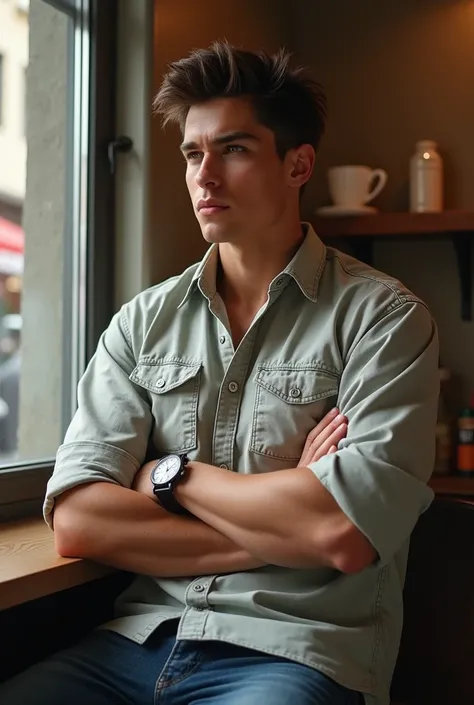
[{"xmin": 153, "ymin": 40, "xmax": 327, "ymax": 160}]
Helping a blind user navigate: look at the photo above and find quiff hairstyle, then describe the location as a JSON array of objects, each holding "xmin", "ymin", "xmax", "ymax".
[{"xmin": 153, "ymin": 40, "xmax": 327, "ymax": 160}]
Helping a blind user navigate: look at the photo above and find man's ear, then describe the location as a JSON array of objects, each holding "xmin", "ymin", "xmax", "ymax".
[{"xmin": 287, "ymin": 144, "xmax": 315, "ymax": 189}]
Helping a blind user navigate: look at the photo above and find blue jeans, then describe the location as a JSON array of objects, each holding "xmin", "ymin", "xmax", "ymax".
[{"xmin": 0, "ymin": 621, "xmax": 362, "ymax": 705}]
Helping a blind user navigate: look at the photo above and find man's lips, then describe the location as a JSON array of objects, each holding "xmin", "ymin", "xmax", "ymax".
[
  {"xmin": 197, "ymin": 200, "xmax": 229, "ymax": 215},
  {"xmin": 198, "ymin": 205, "xmax": 229, "ymax": 216}
]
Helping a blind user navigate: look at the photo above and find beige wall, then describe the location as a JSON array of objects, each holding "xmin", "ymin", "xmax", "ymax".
[
  {"xmin": 150, "ymin": 0, "xmax": 291, "ymax": 284},
  {"xmin": 293, "ymin": 0, "xmax": 474, "ymax": 212},
  {"xmin": 293, "ymin": 0, "xmax": 474, "ymax": 406}
]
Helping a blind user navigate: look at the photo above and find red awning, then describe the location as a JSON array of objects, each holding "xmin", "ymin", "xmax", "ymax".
[{"xmin": 0, "ymin": 216, "xmax": 24, "ymax": 254}]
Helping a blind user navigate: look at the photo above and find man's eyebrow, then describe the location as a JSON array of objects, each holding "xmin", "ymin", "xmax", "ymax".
[{"xmin": 180, "ymin": 131, "xmax": 259, "ymax": 152}]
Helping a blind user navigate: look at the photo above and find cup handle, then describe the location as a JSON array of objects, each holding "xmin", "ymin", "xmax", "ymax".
[{"xmin": 365, "ymin": 169, "xmax": 388, "ymax": 204}]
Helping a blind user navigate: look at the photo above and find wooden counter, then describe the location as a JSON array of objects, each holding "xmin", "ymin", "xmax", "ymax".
[
  {"xmin": 0, "ymin": 517, "xmax": 113, "ymax": 611},
  {"xmin": 429, "ymin": 476, "xmax": 474, "ymax": 498}
]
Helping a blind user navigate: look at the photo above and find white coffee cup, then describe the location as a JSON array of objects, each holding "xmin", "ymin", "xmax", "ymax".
[{"xmin": 328, "ymin": 165, "xmax": 387, "ymax": 208}]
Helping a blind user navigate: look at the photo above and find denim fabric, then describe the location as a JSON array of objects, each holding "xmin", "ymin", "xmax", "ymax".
[{"xmin": 0, "ymin": 623, "xmax": 362, "ymax": 705}]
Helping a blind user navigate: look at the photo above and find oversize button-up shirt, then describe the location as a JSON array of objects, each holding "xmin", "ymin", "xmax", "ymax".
[{"xmin": 44, "ymin": 224, "xmax": 439, "ymax": 705}]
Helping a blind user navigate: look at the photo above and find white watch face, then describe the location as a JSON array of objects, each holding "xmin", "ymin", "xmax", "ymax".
[{"xmin": 152, "ymin": 455, "xmax": 181, "ymax": 485}]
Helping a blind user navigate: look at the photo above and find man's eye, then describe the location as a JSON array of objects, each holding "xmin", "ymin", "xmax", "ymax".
[
  {"xmin": 226, "ymin": 145, "xmax": 246, "ymax": 154},
  {"xmin": 186, "ymin": 151, "xmax": 202, "ymax": 161}
]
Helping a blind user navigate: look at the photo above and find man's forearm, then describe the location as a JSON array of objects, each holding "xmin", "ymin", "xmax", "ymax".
[
  {"xmin": 174, "ymin": 462, "xmax": 327, "ymax": 567},
  {"xmin": 53, "ymin": 481, "xmax": 265, "ymax": 577},
  {"xmin": 175, "ymin": 462, "xmax": 374, "ymax": 572}
]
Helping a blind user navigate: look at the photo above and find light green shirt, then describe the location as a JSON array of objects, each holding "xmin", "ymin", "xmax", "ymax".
[{"xmin": 44, "ymin": 224, "xmax": 439, "ymax": 705}]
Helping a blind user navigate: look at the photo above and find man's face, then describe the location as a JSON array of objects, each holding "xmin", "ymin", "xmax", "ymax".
[{"xmin": 182, "ymin": 97, "xmax": 295, "ymax": 245}]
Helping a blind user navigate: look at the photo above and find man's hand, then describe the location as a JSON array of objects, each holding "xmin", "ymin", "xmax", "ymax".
[{"xmin": 298, "ymin": 407, "xmax": 347, "ymax": 468}]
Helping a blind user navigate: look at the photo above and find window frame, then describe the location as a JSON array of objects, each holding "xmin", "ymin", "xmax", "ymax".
[{"xmin": 0, "ymin": 0, "xmax": 118, "ymax": 522}]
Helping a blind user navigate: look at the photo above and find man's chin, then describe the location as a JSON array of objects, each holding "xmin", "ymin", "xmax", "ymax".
[{"xmin": 199, "ymin": 222, "xmax": 233, "ymax": 244}]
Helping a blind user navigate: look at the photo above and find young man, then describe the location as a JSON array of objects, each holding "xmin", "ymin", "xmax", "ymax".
[{"xmin": 1, "ymin": 42, "xmax": 438, "ymax": 705}]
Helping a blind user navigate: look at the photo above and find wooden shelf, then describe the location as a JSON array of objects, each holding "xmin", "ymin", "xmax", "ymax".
[
  {"xmin": 311, "ymin": 210, "xmax": 474, "ymax": 320},
  {"xmin": 311, "ymin": 210, "xmax": 474, "ymax": 238},
  {"xmin": 429, "ymin": 476, "xmax": 474, "ymax": 497}
]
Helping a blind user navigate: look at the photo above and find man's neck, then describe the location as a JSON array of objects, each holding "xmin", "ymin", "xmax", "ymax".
[
  {"xmin": 215, "ymin": 222, "xmax": 305, "ymax": 348},
  {"xmin": 217, "ymin": 223, "xmax": 304, "ymax": 313}
]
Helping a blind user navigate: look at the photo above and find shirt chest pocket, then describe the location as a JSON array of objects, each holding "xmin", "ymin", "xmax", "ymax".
[
  {"xmin": 250, "ymin": 365, "xmax": 339, "ymax": 461},
  {"xmin": 130, "ymin": 358, "xmax": 202, "ymax": 454}
]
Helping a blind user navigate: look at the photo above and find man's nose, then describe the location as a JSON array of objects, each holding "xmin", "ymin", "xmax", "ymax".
[{"xmin": 195, "ymin": 154, "xmax": 221, "ymax": 189}]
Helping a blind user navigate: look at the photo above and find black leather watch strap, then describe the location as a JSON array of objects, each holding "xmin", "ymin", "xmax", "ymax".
[{"xmin": 155, "ymin": 489, "xmax": 190, "ymax": 515}]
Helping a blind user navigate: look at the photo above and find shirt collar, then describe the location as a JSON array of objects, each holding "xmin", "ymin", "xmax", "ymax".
[
  {"xmin": 177, "ymin": 244, "xmax": 218, "ymax": 308},
  {"xmin": 177, "ymin": 222, "xmax": 326, "ymax": 308},
  {"xmin": 279, "ymin": 222, "xmax": 327, "ymax": 302}
]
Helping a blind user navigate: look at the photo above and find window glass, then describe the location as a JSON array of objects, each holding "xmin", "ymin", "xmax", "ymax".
[{"xmin": 0, "ymin": 0, "xmax": 89, "ymax": 464}]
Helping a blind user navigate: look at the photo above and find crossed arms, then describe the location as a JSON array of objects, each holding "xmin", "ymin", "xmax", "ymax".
[
  {"xmin": 54, "ymin": 409, "xmax": 375, "ymax": 576},
  {"xmin": 50, "ymin": 299, "xmax": 439, "ymax": 579}
]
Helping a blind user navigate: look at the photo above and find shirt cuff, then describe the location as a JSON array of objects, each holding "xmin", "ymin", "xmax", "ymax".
[{"xmin": 43, "ymin": 440, "xmax": 140, "ymax": 529}]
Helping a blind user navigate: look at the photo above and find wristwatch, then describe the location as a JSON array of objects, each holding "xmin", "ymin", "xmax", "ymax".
[{"xmin": 150, "ymin": 453, "xmax": 190, "ymax": 515}]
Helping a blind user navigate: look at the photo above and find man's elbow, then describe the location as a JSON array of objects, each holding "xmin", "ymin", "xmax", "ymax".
[
  {"xmin": 53, "ymin": 491, "xmax": 92, "ymax": 558},
  {"xmin": 54, "ymin": 528, "xmax": 80, "ymax": 559},
  {"xmin": 328, "ymin": 524, "xmax": 377, "ymax": 574}
]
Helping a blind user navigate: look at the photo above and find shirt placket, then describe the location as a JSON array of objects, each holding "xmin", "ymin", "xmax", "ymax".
[
  {"xmin": 209, "ymin": 282, "xmax": 290, "ymax": 470},
  {"xmin": 212, "ymin": 329, "xmax": 258, "ymax": 470},
  {"xmin": 179, "ymin": 576, "xmax": 217, "ymax": 638}
]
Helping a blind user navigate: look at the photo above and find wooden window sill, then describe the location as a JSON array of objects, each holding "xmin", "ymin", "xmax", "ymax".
[{"xmin": 0, "ymin": 517, "xmax": 114, "ymax": 611}]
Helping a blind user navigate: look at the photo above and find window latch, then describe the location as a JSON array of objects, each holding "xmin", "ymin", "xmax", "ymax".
[{"xmin": 108, "ymin": 135, "xmax": 133, "ymax": 175}]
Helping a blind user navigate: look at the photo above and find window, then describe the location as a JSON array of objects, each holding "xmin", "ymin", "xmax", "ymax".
[
  {"xmin": 0, "ymin": 54, "xmax": 3, "ymax": 126},
  {"xmin": 0, "ymin": 0, "xmax": 117, "ymax": 520}
]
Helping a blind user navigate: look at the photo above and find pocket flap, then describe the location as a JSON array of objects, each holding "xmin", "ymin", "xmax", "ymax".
[
  {"xmin": 130, "ymin": 358, "xmax": 202, "ymax": 394},
  {"xmin": 255, "ymin": 365, "xmax": 338, "ymax": 404}
]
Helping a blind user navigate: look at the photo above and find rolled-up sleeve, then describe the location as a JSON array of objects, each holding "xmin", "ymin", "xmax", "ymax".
[
  {"xmin": 309, "ymin": 300, "xmax": 439, "ymax": 565},
  {"xmin": 43, "ymin": 306, "xmax": 153, "ymax": 528}
]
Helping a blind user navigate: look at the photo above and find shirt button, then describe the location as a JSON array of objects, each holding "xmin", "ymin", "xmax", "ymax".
[
  {"xmin": 219, "ymin": 463, "xmax": 229, "ymax": 470},
  {"xmin": 290, "ymin": 387, "xmax": 302, "ymax": 398},
  {"xmin": 193, "ymin": 583, "xmax": 204, "ymax": 592},
  {"xmin": 275, "ymin": 278, "xmax": 285, "ymax": 287},
  {"xmin": 228, "ymin": 381, "xmax": 239, "ymax": 393},
  {"xmin": 219, "ymin": 335, "xmax": 226, "ymax": 344},
  {"xmin": 156, "ymin": 378, "xmax": 165, "ymax": 389}
]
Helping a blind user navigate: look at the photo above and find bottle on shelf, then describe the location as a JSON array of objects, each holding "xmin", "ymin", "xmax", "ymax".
[
  {"xmin": 456, "ymin": 393, "xmax": 474, "ymax": 478},
  {"xmin": 433, "ymin": 367, "xmax": 453, "ymax": 476},
  {"xmin": 409, "ymin": 140, "xmax": 443, "ymax": 213}
]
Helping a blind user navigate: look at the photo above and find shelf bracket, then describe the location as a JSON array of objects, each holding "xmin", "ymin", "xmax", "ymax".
[
  {"xmin": 352, "ymin": 237, "xmax": 374, "ymax": 266},
  {"xmin": 452, "ymin": 232, "xmax": 472, "ymax": 322}
]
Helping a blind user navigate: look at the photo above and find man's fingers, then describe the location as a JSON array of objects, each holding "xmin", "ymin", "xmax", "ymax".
[
  {"xmin": 298, "ymin": 409, "xmax": 348, "ymax": 467},
  {"xmin": 302, "ymin": 407, "xmax": 339, "ymax": 451},
  {"xmin": 314, "ymin": 423, "xmax": 347, "ymax": 460},
  {"xmin": 305, "ymin": 413, "xmax": 347, "ymax": 456},
  {"xmin": 302, "ymin": 412, "xmax": 342, "ymax": 457},
  {"xmin": 305, "ymin": 423, "xmax": 347, "ymax": 464}
]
